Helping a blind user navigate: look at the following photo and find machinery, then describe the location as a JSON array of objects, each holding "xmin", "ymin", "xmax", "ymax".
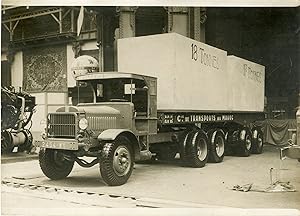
[
  {"xmin": 280, "ymin": 107, "xmax": 300, "ymax": 162},
  {"xmin": 34, "ymin": 34, "xmax": 265, "ymax": 186},
  {"xmin": 1, "ymin": 86, "xmax": 36, "ymax": 153}
]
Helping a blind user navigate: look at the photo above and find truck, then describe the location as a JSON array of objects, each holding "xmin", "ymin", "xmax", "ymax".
[{"xmin": 34, "ymin": 33, "xmax": 265, "ymax": 186}]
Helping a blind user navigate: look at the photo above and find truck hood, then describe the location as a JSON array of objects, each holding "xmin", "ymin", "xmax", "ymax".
[{"xmin": 56, "ymin": 105, "xmax": 120, "ymax": 115}]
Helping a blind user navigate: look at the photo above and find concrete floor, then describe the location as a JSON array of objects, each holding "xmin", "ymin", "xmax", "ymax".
[{"xmin": 1, "ymin": 145, "xmax": 300, "ymax": 213}]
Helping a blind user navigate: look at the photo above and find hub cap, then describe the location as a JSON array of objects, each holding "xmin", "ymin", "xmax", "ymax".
[
  {"xmin": 113, "ymin": 146, "xmax": 131, "ymax": 177},
  {"xmin": 257, "ymin": 135, "xmax": 263, "ymax": 148},
  {"xmin": 245, "ymin": 135, "xmax": 252, "ymax": 150},
  {"xmin": 215, "ymin": 136, "xmax": 225, "ymax": 157},
  {"xmin": 196, "ymin": 138, "xmax": 208, "ymax": 161}
]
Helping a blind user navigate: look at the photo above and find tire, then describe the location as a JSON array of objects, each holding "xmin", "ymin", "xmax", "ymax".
[
  {"xmin": 39, "ymin": 148, "xmax": 74, "ymax": 180},
  {"xmin": 224, "ymin": 131, "xmax": 234, "ymax": 156},
  {"xmin": 208, "ymin": 129, "xmax": 225, "ymax": 163},
  {"xmin": 179, "ymin": 130, "xmax": 193, "ymax": 163},
  {"xmin": 100, "ymin": 135, "xmax": 134, "ymax": 186},
  {"xmin": 251, "ymin": 128, "xmax": 264, "ymax": 154},
  {"xmin": 185, "ymin": 130, "xmax": 209, "ymax": 168},
  {"xmin": 238, "ymin": 128, "xmax": 252, "ymax": 157},
  {"xmin": 1, "ymin": 131, "xmax": 14, "ymax": 154}
]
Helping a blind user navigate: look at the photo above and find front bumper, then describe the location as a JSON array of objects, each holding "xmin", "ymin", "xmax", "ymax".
[{"xmin": 34, "ymin": 139, "xmax": 79, "ymax": 150}]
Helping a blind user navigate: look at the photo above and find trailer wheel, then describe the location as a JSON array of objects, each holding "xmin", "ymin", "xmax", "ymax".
[
  {"xmin": 185, "ymin": 130, "xmax": 209, "ymax": 168},
  {"xmin": 224, "ymin": 131, "xmax": 234, "ymax": 156},
  {"xmin": 208, "ymin": 130, "xmax": 225, "ymax": 163},
  {"xmin": 238, "ymin": 128, "xmax": 252, "ymax": 157},
  {"xmin": 39, "ymin": 149, "xmax": 74, "ymax": 180},
  {"xmin": 179, "ymin": 130, "xmax": 193, "ymax": 163},
  {"xmin": 100, "ymin": 135, "xmax": 134, "ymax": 186},
  {"xmin": 251, "ymin": 128, "xmax": 264, "ymax": 154}
]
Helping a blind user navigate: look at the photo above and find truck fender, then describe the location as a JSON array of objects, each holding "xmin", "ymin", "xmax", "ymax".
[{"xmin": 98, "ymin": 129, "xmax": 140, "ymax": 161}]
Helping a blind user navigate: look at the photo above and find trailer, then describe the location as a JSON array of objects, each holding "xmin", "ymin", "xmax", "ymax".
[{"xmin": 34, "ymin": 33, "xmax": 265, "ymax": 186}]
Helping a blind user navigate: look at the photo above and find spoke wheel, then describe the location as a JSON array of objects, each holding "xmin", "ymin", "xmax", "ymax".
[
  {"xmin": 100, "ymin": 135, "xmax": 134, "ymax": 186},
  {"xmin": 39, "ymin": 149, "xmax": 74, "ymax": 180}
]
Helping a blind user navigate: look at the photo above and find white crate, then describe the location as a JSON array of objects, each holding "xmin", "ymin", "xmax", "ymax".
[
  {"xmin": 118, "ymin": 33, "xmax": 264, "ymax": 112},
  {"xmin": 227, "ymin": 55, "xmax": 265, "ymax": 112}
]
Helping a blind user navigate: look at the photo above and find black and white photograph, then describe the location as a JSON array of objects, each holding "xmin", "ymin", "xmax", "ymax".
[{"xmin": 1, "ymin": 1, "xmax": 299, "ymax": 215}]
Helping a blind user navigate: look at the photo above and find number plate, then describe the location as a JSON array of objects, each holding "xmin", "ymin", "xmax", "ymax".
[{"xmin": 34, "ymin": 140, "xmax": 78, "ymax": 150}]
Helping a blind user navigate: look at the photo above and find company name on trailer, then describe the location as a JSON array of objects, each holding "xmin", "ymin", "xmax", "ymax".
[{"xmin": 161, "ymin": 113, "xmax": 234, "ymax": 124}]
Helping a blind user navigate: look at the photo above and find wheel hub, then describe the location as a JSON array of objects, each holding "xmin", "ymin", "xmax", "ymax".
[
  {"xmin": 196, "ymin": 138, "xmax": 208, "ymax": 161},
  {"xmin": 113, "ymin": 146, "xmax": 131, "ymax": 177},
  {"xmin": 258, "ymin": 136, "xmax": 263, "ymax": 148},
  {"xmin": 245, "ymin": 135, "xmax": 251, "ymax": 150},
  {"xmin": 215, "ymin": 136, "xmax": 225, "ymax": 157}
]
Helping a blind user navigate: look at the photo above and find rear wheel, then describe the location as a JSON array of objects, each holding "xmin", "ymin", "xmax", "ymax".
[
  {"xmin": 185, "ymin": 130, "xmax": 209, "ymax": 168},
  {"xmin": 100, "ymin": 135, "xmax": 134, "ymax": 186},
  {"xmin": 208, "ymin": 129, "xmax": 225, "ymax": 163},
  {"xmin": 179, "ymin": 130, "xmax": 192, "ymax": 162},
  {"xmin": 251, "ymin": 128, "xmax": 264, "ymax": 154},
  {"xmin": 238, "ymin": 128, "xmax": 252, "ymax": 157},
  {"xmin": 39, "ymin": 149, "xmax": 74, "ymax": 180}
]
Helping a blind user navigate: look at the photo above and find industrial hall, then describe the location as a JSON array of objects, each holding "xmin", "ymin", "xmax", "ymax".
[{"xmin": 1, "ymin": 5, "xmax": 300, "ymax": 213}]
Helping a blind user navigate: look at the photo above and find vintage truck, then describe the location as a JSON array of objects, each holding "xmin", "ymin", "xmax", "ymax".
[{"xmin": 35, "ymin": 33, "xmax": 265, "ymax": 186}]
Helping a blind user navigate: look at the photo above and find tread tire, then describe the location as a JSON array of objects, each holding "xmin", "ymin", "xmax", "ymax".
[
  {"xmin": 100, "ymin": 135, "xmax": 134, "ymax": 186},
  {"xmin": 208, "ymin": 129, "xmax": 225, "ymax": 163},
  {"xmin": 185, "ymin": 130, "xmax": 209, "ymax": 168},
  {"xmin": 39, "ymin": 148, "xmax": 74, "ymax": 180}
]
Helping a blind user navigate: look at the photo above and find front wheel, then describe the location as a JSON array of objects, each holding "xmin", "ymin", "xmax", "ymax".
[
  {"xmin": 100, "ymin": 135, "xmax": 134, "ymax": 186},
  {"xmin": 39, "ymin": 149, "xmax": 74, "ymax": 180}
]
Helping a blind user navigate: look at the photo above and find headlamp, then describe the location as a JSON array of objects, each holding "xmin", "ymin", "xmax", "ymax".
[{"xmin": 78, "ymin": 118, "xmax": 88, "ymax": 130}]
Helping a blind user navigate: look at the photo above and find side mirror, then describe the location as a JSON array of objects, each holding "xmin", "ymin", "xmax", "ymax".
[
  {"xmin": 96, "ymin": 84, "xmax": 103, "ymax": 97},
  {"xmin": 124, "ymin": 83, "xmax": 136, "ymax": 95}
]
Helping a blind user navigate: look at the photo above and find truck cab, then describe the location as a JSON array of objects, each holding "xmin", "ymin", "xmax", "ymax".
[{"xmin": 35, "ymin": 71, "xmax": 157, "ymax": 186}]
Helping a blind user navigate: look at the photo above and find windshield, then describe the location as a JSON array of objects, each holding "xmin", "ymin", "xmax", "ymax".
[{"xmin": 70, "ymin": 78, "xmax": 147, "ymax": 111}]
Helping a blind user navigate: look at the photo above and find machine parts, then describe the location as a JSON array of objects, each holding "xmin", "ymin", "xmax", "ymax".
[{"xmin": 1, "ymin": 86, "xmax": 36, "ymax": 153}]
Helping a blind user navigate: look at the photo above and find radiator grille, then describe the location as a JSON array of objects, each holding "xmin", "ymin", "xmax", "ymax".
[
  {"xmin": 47, "ymin": 113, "xmax": 77, "ymax": 138},
  {"xmin": 87, "ymin": 116, "xmax": 117, "ymax": 131}
]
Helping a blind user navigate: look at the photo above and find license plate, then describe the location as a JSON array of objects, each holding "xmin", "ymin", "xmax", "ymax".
[{"xmin": 34, "ymin": 140, "xmax": 78, "ymax": 150}]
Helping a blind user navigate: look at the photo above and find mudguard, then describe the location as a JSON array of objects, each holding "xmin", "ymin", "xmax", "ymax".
[
  {"xmin": 98, "ymin": 129, "xmax": 136, "ymax": 141},
  {"xmin": 98, "ymin": 129, "xmax": 140, "ymax": 160}
]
